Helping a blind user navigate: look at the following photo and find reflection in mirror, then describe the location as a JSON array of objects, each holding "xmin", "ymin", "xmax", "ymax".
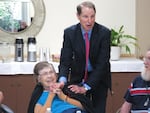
[
  {"xmin": 0, "ymin": 0, "xmax": 34, "ymax": 33},
  {"xmin": 0, "ymin": 0, "xmax": 45, "ymax": 43}
]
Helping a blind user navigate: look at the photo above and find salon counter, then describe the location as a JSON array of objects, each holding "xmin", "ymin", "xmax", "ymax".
[
  {"xmin": 0, "ymin": 57, "xmax": 144, "ymax": 75},
  {"xmin": 0, "ymin": 61, "xmax": 59, "ymax": 75}
]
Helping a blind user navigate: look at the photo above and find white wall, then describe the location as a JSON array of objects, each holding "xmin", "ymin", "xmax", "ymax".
[
  {"xmin": 36, "ymin": 0, "xmax": 136, "ymax": 55},
  {"xmin": 136, "ymin": 0, "xmax": 150, "ymax": 57}
]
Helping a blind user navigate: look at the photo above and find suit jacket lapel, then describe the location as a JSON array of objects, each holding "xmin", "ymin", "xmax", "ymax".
[
  {"xmin": 90, "ymin": 24, "xmax": 99, "ymax": 56},
  {"xmin": 76, "ymin": 25, "xmax": 85, "ymax": 55}
]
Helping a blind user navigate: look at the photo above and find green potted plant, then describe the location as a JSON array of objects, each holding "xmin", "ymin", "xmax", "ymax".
[{"xmin": 110, "ymin": 25, "xmax": 138, "ymax": 60}]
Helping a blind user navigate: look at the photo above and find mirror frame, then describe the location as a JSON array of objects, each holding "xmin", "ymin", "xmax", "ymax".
[{"xmin": 0, "ymin": 0, "xmax": 46, "ymax": 43}]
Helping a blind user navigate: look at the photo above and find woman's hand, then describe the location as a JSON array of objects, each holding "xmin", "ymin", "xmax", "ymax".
[{"xmin": 49, "ymin": 82, "xmax": 64, "ymax": 94}]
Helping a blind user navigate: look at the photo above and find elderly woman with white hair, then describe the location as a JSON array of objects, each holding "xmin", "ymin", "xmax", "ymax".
[{"xmin": 27, "ymin": 61, "xmax": 95, "ymax": 113}]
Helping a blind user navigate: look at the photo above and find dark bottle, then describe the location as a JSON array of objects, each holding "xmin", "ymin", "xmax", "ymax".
[
  {"xmin": 27, "ymin": 36, "xmax": 37, "ymax": 62},
  {"xmin": 15, "ymin": 38, "xmax": 24, "ymax": 62}
]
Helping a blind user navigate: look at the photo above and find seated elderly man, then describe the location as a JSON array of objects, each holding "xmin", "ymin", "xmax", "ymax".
[{"xmin": 120, "ymin": 49, "xmax": 150, "ymax": 113}]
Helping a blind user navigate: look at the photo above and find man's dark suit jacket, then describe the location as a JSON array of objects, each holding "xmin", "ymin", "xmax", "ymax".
[{"xmin": 59, "ymin": 22, "xmax": 111, "ymax": 91}]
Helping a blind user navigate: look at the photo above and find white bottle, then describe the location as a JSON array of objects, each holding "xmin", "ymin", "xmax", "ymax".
[
  {"xmin": 46, "ymin": 48, "xmax": 50, "ymax": 62},
  {"xmin": 148, "ymin": 108, "xmax": 150, "ymax": 113},
  {"xmin": 27, "ymin": 36, "xmax": 37, "ymax": 62},
  {"xmin": 76, "ymin": 110, "xmax": 81, "ymax": 113},
  {"xmin": 46, "ymin": 107, "xmax": 52, "ymax": 113}
]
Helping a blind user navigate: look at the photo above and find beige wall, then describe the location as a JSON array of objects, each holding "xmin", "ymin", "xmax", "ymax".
[
  {"xmin": 136, "ymin": 0, "xmax": 150, "ymax": 57},
  {"xmin": 36, "ymin": 0, "xmax": 136, "ymax": 55}
]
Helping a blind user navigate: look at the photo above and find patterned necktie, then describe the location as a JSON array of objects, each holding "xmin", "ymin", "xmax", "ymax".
[{"xmin": 84, "ymin": 32, "xmax": 89, "ymax": 82}]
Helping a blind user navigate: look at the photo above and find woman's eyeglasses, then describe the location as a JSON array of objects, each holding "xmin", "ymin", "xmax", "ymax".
[{"xmin": 39, "ymin": 71, "xmax": 55, "ymax": 76}]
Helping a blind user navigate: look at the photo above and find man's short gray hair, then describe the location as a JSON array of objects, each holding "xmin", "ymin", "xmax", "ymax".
[{"xmin": 77, "ymin": 1, "xmax": 96, "ymax": 15}]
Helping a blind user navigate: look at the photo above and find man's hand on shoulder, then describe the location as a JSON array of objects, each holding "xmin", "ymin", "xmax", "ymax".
[{"xmin": 68, "ymin": 85, "xmax": 87, "ymax": 94}]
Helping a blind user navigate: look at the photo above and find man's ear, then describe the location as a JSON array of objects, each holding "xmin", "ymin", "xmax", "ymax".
[{"xmin": 76, "ymin": 13, "xmax": 80, "ymax": 20}]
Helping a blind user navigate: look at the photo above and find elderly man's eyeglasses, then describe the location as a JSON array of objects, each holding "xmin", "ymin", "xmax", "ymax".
[{"xmin": 143, "ymin": 57, "xmax": 150, "ymax": 62}]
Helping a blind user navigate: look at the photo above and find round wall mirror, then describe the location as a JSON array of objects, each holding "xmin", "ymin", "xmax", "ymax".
[
  {"xmin": 0, "ymin": 0, "xmax": 45, "ymax": 43},
  {"xmin": 0, "ymin": 0, "xmax": 34, "ymax": 33}
]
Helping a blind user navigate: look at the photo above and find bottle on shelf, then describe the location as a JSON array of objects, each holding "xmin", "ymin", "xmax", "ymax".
[
  {"xmin": 46, "ymin": 48, "xmax": 50, "ymax": 62},
  {"xmin": 15, "ymin": 38, "xmax": 24, "ymax": 62},
  {"xmin": 27, "ymin": 36, "xmax": 37, "ymax": 62},
  {"xmin": 39, "ymin": 48, "xmax": 51, "ymax": 62}
]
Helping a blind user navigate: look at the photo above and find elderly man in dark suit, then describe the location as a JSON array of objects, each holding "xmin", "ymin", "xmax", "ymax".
[{"xmin": 58, "ymin": 1, "xmax": 111, "ymax": 113}]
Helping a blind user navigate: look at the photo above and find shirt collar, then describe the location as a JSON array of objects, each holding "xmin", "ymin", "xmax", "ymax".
[{"xmin": 80, "ymin": 26, "xmax": 92, "ymax": 39}]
